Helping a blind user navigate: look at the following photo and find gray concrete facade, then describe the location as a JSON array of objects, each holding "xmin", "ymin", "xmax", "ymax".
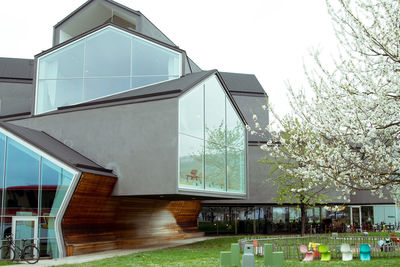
[{"xmin": 10, "ymin": 99, "xmax": 179, "ymax": 197}]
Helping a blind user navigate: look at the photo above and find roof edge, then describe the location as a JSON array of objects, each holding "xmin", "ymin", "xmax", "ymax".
[
  {"xmin": 0, "ymin": 122, "xmax": 115, "ymax": 176},
  {"xmin": 57, "ymin": 89, "xmax": 182, "ymax": 110},
  {"xmin": 53, "ymin": 0, "xmax": 141, "ymax": 29},
  {"xmin": 37, "ymin": 23, "xmax": 184, "ymax": 59}
]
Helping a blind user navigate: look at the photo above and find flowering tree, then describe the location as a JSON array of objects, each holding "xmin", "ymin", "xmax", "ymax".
[
  {"xmin": 258, "ymin": 0, "xmax": 400, "ymax": 201},
  {"xmin": 254, "ymin": 113, "xmax": 332, "ymax": 235}
]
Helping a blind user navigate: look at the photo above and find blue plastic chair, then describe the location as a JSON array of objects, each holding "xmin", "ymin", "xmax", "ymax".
[{"xmin": 360, "ymin": 244, "xmax": 371, "ymax": 261}]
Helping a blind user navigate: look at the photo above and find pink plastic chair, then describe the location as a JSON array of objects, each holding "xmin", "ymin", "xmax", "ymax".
[{"xmin": 300, "ymin": 244, "xmax": 314, "ymax": 261}]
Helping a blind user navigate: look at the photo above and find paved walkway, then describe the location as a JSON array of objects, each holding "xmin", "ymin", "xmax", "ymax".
[{"xmin": 7, "ymin": 236, "xmax": 216, "ymax": 267}]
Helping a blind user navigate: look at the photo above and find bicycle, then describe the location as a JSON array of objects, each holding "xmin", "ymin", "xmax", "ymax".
[{"xmin": 0, "ymin": 234, "xmax": 40, "ymax": 264}]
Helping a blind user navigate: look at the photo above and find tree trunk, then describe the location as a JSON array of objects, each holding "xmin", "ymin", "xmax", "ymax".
[{"xmin": 300, "ymin": 203, "xmax": 306, "ymax": 236}]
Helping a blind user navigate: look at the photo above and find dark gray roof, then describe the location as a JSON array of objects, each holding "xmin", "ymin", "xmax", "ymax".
[
  {"xmin": 0, "ymin": 58, "xmax": 34, "ymax": 81},
  {"xmin": 220, "ymin": 72, "xmax": 266, "ymax": 95},
  {"xmin": 0, "ymin": 122, "xmax": 115, "ymax": 177},
  {"xmin": 350, "ymin": 189, "xmax": 394, "ymax": 205}
]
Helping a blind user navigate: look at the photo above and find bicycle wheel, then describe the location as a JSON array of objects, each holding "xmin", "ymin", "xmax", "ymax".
[
  {"xmin": 22, "ymin": 245, "xmax": 39, "ymax": 264},
  {"xmin": 0, "ymin": 245, "xmax": 15, "ymax": 261}
]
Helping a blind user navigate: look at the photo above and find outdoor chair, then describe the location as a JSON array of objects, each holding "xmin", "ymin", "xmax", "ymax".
[
  {"xmin": 360, "ymin": 244, "xmax": 371, "ymax": 261},
  {"xmin": 390, "ymin": 234, "xmax": 400, "ymax": 244},
  {"xmin": 299, "ymin": 244, "xmax": 313, "ymax": 261},
  {"xmin": 318, "ymin": 244, "xmax": 331, "ymax": 261},
  {"xmin": 340, "ymin": 243, "xmax": 352, "ymax": 261},
  {"xmin": 308, "ymin": 242, "xmax": 321, "ymax": 258}
]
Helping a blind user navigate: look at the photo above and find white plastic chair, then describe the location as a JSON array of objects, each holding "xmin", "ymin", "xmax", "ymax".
[{"xmin": 340, "ymin": 243, "xmax": 353, "ymax": 261}]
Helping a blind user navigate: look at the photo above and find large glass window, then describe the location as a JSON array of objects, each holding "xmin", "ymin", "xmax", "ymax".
[
  {"xmin": 178, "ymin": 84, "xmax": 204, "ymax": 139},
  {"xmin": 0, "ymin": 132, "xmax": 77, "ymax": 259},
  {"xmin": 178, "ymin": 134, "xmax": 204, "ymax": 190},
  {"xmin": 178, "ymin": 74, "xmax": 246, "ymax": 193},
  {"xmin": 4, "ymin": 139, "xmax": 40, "ymax": 216},
  {"xmin": 36, "ymin": 26, "xmax": 182, "ymax": 114}
]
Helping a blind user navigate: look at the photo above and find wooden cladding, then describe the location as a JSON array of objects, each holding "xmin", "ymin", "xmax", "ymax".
[
  {"xmin": 168, "ymin": 200, "xmax": 202, "ymax": 232},
  {"xmin": 62, "ymin": 173, "xmax": 202, "ymax": 256}
]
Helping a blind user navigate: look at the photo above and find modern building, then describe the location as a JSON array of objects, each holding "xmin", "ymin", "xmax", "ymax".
[{"xmin": 0, "ymin": 0, "xmax": 398, "ymax": 260}]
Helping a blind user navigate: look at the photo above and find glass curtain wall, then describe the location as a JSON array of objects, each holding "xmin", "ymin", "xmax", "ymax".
[
  {"xmin": 178, "ymin": 75, "xmax": 246, "ymax": 193},
  {"xmin": 36, "ymin": 26, "xmax": 181, "ymax": 114},
  {"xmin": 199, "ymin": 205, "xmax": 359, "ymax": 235},
  {"xmin": 0, "ymin": 132, "xmax": 76, "ymax": 259}
]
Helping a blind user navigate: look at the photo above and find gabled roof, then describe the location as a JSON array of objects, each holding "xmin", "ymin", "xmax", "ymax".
[
  {"xmin": 220, "ymin": 72, "xmax": 266, "ymax": 96},
  {"xmin": 54, "ymin": 0, "xmax": 140, "ymax": 28},
  {"xmin": 0, "ymin": 122, "xmax": 115, "ymax": 177},
  {"xmin": 53, "ymin": 0, "xmax": 176, "ymax": 47}
]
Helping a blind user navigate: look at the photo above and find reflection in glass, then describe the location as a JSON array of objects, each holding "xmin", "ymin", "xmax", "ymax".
[
  {"xmin": 205, "ymin": 141, "xmax": 226, "ymax": 191},
  {"xmin": 15, "ymin": 220, "xmax": 35, "ymax": 257},
  {"xmin": 37, "ymin": 79, "xmax": 84, "ymax": 113},
  {"xmin": 0, "ymin": 134, "xmax": 76, "ymax": 259},
  {"xmin": 84, "ymin": 78, "xmax": 130, "ymax": 100},
  {"xmin": 39, "ymin": 217, "xmax": 58, "ymax": 258},
  {"xmin": 132, "ymin": 75, "xmax": 178, "ymax": 88},
  {"xmin": 289, "ymin": 207, "xmax": 300, "ymax": 222},
  {"xmin": 178, "ymin": 74, "xmax": 246, "ymax": 194},
  {"xmin": 85, "ymin": 29, "xmax": 131, "ymax": 77},
  {"xmin": 205, "ymin": 76, "xmax": 225, "ymax": 142},
  {"xmin": 5, "ymin": 139, "xmax": 40, "ymax": 216},
  {"xmin": 273, "ymin": 207, "xmax": 288, "ymax": 224},
  {"xmin": 132, "ymin": 37, "xmax": 180, "ymax": 76},
  {"xmin": 41, "ymin": 159, "xmax": 74, "ymax": 216},
  {"xmin": 227, "ymin": 147, "xmax": 245, "ymax": 192},
  {"xmin": 38, "ymin": 41, "xmax": 84, "ymax": 80},
  {"xmin": 226, "ymin": 101, "xmax": 245, "ymax": 149},
  {"xmin": 178, "ymin": 134, "xmax": 204, "ymax": 189},
  {"xmin": 179, "ymin": 84, "xmax": 204, "ymax": 139},
  {"xmin": 1, "ymin": 217, "xmax": 11, "ymax": 241}
]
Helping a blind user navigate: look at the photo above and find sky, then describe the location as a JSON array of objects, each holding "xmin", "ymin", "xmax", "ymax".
[{"xmin": 0, "ymin": 0, "xmax": 338, "ymax": 119}]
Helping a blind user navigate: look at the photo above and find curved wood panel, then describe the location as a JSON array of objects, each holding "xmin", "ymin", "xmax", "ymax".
[{"xmin": 62, "ymin": 173, "xmax": 203, "ymax": 256}]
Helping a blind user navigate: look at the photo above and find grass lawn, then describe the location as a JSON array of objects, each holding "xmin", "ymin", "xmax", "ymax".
[
  {"xmin": 57, "ymin": 237, "xmax": 400, "ymax": 267},
  {"xmin": 0, "ymin": 261, "xmax": 16, "ymax": 265}
]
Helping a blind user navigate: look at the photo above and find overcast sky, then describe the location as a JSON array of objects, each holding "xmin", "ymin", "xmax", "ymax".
[{"xmin": 0, "ymin": 0, "xmax": 338, "ymax": 119}]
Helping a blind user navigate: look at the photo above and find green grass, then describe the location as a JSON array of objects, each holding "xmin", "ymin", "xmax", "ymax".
[
  {"xmin": 56, "ymin": 237, "xmax": 400, "ymax": 267},
  {"xmin": 0, "ymin": 261, "xmax": 17, "ymax": 265}
]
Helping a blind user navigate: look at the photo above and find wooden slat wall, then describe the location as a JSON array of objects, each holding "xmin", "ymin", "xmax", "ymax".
[{"xmin": 62, "ymin": 173, "xmax": 203, "ymax": 256}]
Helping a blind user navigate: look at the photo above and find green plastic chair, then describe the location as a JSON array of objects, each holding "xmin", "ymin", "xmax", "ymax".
[
  {"xmin": 318, "ymin": 244, "xmax": 331, "ymax": 261},
  {"xmin": 231, "ymin": 243, "xmax": 240, "ymax": 267},
  {"xmin": 271, "ymin": 251, "xmax": 284, "ymax": 267},
  {"xmin": 264, "ymin": 243, "xmax": 273, "ymax": 267},
  {"xmin": 220, "ymin": 251, "xmax": 232, "ymax": 266}
]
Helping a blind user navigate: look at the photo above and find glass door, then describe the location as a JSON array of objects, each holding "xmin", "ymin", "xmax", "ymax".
[
  {"xmin": 12, "ymin": 217, "xmax": 38, "ymax": 259},
  {"xmin": 351, "ymin": 206, "xmax": 361, "ymax": 232}
]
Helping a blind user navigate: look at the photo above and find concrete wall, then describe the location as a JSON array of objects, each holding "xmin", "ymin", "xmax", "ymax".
[{"xmin": 9, "ymin": 99, "xmax": 179, "ymax": 196}]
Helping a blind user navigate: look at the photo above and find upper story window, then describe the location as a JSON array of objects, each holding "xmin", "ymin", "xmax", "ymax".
[
  {"xmin": 54, "ymin": 1, "xmax": 138, "ymax": 45},
  {"xmin": 36, "ymin": 26, "xmax": 182, "ymax": 114},
  {"xmin": 178, "ymin": 75, "xmax": 246, "ymax": 194}
]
